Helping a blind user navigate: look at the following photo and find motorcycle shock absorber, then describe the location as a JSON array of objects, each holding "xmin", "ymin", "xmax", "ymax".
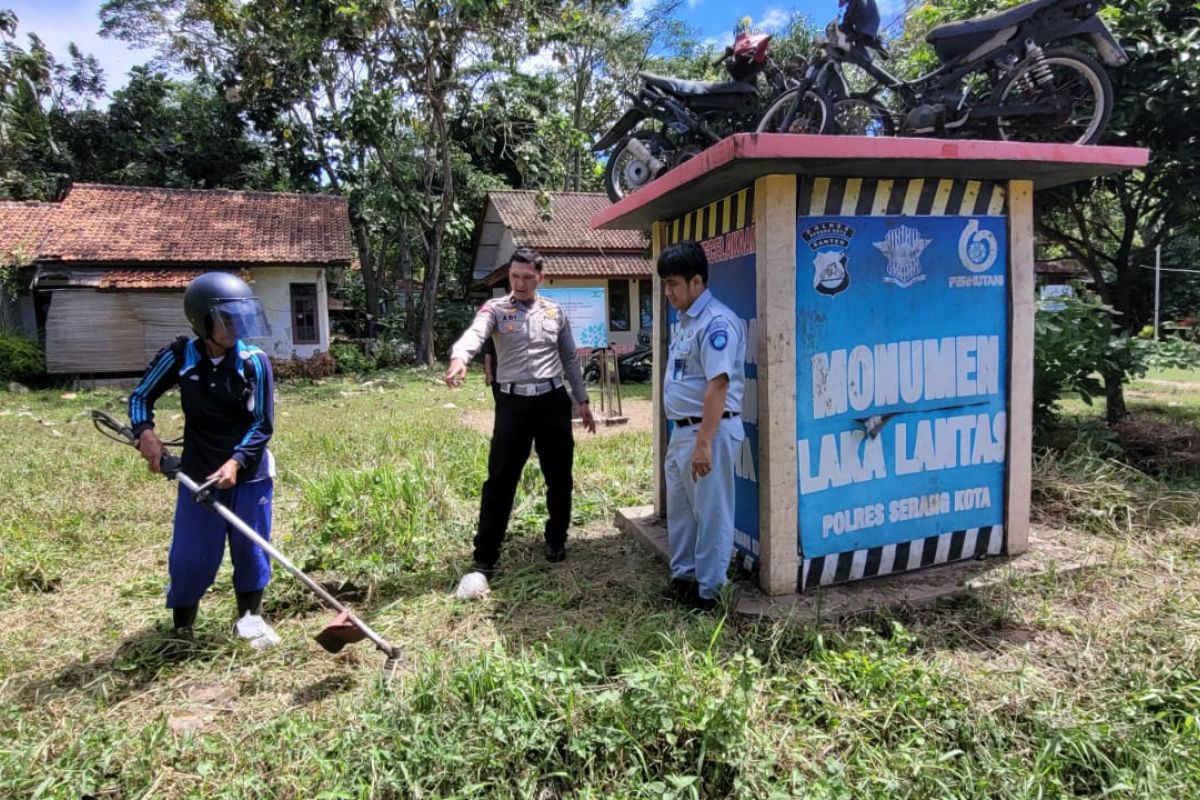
[{"xmin": 1024, "ymin": 41, "xmax": 1056, "ymax": 89}]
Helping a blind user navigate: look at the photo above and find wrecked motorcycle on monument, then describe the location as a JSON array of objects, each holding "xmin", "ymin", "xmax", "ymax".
[
  {"xmin": 593, "ymin": 30, "xmax": 834, "ymax": 202},
  {"xmin": 759, "ymin": 0, "xmax": 1127, "ymax": 145}
]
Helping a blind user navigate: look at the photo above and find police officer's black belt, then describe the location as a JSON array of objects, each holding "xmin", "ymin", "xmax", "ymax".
[
  {"xmin": 673, "ymin": 411, "xmax": 738, "ymax": 428},
  {"xmin": 499, "ymin": 377, "xmax": 564, "ymax": 397}
]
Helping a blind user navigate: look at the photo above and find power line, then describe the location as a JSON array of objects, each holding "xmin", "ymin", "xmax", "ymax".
[{"xmin": 1137, "ymin": 265, "xmax": 1200, "ymax": 275}]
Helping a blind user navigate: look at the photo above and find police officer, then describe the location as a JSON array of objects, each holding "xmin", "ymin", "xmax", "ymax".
[
  {"xmin": 445, "ymin": 248, "xmax": 596, "ymax": 590},
  {"xmin": 129, "ymin": 272, "xmax": 280, "ymax": 648},
  {"xmin": 659, "ymin": 241, "xmax": 746, "ymax": 612}
]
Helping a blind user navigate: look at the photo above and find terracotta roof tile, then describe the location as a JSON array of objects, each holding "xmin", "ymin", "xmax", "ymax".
[
  {"xmin": 0, "ymin": 201, "xmax": 57, "ymax": 260},
  {"xmin": 39, "ymin": 184, "xmax": 353, "ymax": 265},
  {"xmin": 34, "ymin": 266, "xmax": 248, "ymax": 290},
  {"xmin": 489, "ymin": 191, "xmax": 646, "ymax": 251},
  {"xmin": 90, "ymin": 268, "xmax": 210, "ymax": 290},
  {"xmin": 482, "ymin": 252, "xmax": 651, "ymax": 287}
]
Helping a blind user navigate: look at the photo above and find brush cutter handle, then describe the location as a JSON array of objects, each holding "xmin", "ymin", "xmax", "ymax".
[
  {"xmin": 174, "ymin": 471, "xmax": 399, "ymax": 659},
  {"xmin": 92, "ymin": 409, "xmax": 184, "ymax": 477},
  {"xmin": 92, "ymin": 409, "xmax": 400, "ymax": 661}
]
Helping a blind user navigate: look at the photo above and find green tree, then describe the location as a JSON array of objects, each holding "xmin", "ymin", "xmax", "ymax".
[{"xmin": 898, "ymin": 0, "xmax": 1200, "ymax": 423}]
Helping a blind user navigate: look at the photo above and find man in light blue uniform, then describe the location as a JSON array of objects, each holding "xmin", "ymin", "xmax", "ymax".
[{"xmin": 658, "ymin": 241, "xmax": 746, "ymax": 612}]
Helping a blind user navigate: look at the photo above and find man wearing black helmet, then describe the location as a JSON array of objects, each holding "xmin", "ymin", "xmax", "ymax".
[{"xmin": 129, "ymin": 271, "xmax": 280, "ymax": 649}]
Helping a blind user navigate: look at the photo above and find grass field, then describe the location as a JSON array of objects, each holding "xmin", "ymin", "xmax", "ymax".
[{"xmin": 1, "ymin": 369, "xmax": 1198, "ymax": 799}]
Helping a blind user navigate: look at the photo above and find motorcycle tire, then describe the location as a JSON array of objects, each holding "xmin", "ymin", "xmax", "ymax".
[
  {"xmin": 755, "ymin": 88, "xmax": 834, "ymax": 135},
  {"xmin": 584, "ymin": 364, "xmax": 600, "ymax": 385},
  {"xmin": 603, "ymin": 132, "xmax": 671, "ymax": 202},
  {"xmin": 833, "ymin": 95, "xmax": 896, "ymax": 137},
  {"xmin": 989, "ymin": 47, "xmax": 1113, "ymax": 146}
]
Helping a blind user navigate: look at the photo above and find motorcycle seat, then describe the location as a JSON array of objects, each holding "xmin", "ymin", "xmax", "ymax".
[
  {"xmin": 926, "ymin": 0, "xmax": 1058, "ymax": 45},
  {"xmin": 639, "ymin": 72, "xmax": 759, "ymax": 97}
]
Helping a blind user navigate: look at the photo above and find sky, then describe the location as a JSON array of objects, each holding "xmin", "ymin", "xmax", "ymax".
[{"xmin": 4, "ymin": 0, "xmax": 908, "ymax": 96}]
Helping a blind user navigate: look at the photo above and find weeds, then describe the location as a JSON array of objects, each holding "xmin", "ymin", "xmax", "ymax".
[{"xmin": 1, "ymin": 370, "xmax": 1199, "ymax": 798}]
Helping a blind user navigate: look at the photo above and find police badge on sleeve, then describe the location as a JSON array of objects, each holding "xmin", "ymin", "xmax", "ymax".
[{"xmin": 801, "ymin": 221, "xmax": 855, "ymax": 296}]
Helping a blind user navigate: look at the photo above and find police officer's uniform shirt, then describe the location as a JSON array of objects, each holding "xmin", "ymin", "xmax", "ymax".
[
  {"xmin": 664, "ymin": 289, "xmax": 746, "ymax": 422},
  {"xmin": 451, "ymin": 292, "xmax": 588, "ymax": 402}
]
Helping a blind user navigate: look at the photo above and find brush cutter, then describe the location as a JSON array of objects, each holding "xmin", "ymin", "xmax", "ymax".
[{"xmin": 92, "ymin": 409, "xmax": 401, "ymax": 676}]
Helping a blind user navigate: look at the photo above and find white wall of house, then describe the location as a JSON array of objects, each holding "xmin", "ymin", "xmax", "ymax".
[{"xmin": 249, "ymin": 266, "xmax": 330, "ymax": 359}]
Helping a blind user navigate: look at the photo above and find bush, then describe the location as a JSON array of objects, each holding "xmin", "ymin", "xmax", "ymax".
[
  {"xmin": 330, "ymin": 341, "xmax": 377, "ymax": 374},
  {"xmin": 0, "ymin": 328, "xmax": 44, "ymax": 384},
  {"xmin": 1034, "ymin": 295, "xmax": 1120, "ymax": 432},
  {"xmin": 270, "ymin": 350, "xmax": 336, "ymax": 380},
  {"xmin": 371, "ymin": 337, "xmax": 414, "ymax": 368}
]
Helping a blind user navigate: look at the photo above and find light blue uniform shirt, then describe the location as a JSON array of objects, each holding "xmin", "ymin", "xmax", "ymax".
[{"xmin": 663, "ymin": 289, "xmax": 746, "ymax": 421}]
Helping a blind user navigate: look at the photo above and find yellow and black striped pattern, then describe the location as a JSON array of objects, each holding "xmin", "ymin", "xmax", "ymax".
[
  {"xmin": 663, "ymin": 188, "xmax": 755, "ymax": 245},
  {"xmin": 799, "ymin": 177, "xmax": 1007, "ymax": 218}
]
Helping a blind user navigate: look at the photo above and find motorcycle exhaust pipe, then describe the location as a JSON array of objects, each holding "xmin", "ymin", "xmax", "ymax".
[{"xmin": 624, "ymin": 137, "xmax": 665, "ymax": 180}]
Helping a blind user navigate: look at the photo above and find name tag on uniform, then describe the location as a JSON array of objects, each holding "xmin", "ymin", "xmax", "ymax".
[{"xmin": 672, "ymin": 357, "xmax": 686, "ymax": 380}]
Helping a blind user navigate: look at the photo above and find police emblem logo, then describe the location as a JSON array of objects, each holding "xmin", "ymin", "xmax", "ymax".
[
  {"xmin": 801, "ymin": 221, "xmax": 855, "ymax": 297},
  {"xmin": 875, "ymin": 225, "xmax": 931, "ymax": 288},
  {"xmin": 813, "ymin": 250, "xmax": 849, "ymax": 296}
]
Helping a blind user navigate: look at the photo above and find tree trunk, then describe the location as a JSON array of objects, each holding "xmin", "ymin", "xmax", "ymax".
[
  {"xmin": 417, "ymin": 90, "xmax": 455, "ymax": 367},
  {"xmin": 1104, "ymin": 364, "xmax": 1128, "ymax": 424},
  {"xmin": 351, "ymin": 218, "xmax": 380, "ymax": 338},
  {"xmin": 398, "ymin": 217, "xmax": 416, "ymax": 339}
]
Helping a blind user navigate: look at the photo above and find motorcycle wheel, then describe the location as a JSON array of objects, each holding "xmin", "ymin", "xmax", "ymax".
[
  {"xmin": 756, "ymin": 88, "xmax": 833, "ymax": 135},
  {"xmin": 990, "ymin": 48, "xmax": 1113, "ymax": 146},
  {"xmin": 584, "ymin": 364, "xmax": 600, "ymax": 385},
  {"xmin": 833, "ymin": 96, "xmax": 896, "ymax": 137},
  {"xmin": 603, "ymin": 132, "xmax": 671, "ymax": 202}
]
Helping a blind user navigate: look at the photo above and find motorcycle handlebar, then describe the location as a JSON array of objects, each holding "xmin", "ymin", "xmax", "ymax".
[{"xmin": 712, "ymin": 46, "xmax": 733, "ymax": 67}]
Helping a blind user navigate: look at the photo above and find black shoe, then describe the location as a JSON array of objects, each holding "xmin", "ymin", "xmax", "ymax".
[
  {"xmin": 689, "ymin": 594, "xmax": 718, "ymax": 614},
  {"xmin": 472, "ymin": 561, "xmax": 497, "ymax": 579},
  {"xmin": 545, "ymin": 542, "xmax": 567, "ymax": 563},
  {"xmin": 663, "ymin": 577, "xmax": 697, "ymax": 605},
  {"xmin": 172, "ymin": 605, "xmax": 198, "ymax": 631}
]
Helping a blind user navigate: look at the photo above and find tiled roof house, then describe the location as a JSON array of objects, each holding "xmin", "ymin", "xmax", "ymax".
[{"xmin": 1, "ymin": 183, "xmax": 351, "ymax": 374}]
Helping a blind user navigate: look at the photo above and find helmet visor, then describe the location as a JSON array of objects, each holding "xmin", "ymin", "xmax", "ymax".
[{"xmin": 209, "ymin": 298, "xmax": 272, "ymax": 341}]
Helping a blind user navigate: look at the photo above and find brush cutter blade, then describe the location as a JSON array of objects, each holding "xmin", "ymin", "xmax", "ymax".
[{"xmin": 313, "ymin": 610, "xmax": 367, "ymax": 653}]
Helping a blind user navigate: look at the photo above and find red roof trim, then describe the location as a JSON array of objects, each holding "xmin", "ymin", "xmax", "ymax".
[{"xmin": 591, "ymin": 133, "xmax": 1150, "ymax": 230}]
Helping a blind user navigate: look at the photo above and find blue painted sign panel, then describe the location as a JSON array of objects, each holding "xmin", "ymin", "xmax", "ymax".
[
  {"xmin": 666, "ymin": 224, "xmax": 760, "ymax": 561},
  {"xmin": 538, "ymin": 287, "xmax": 608, "ymax": 348},
  {"xmin": 707, "ymin": 241, "xmax": 759, "ymax": 562},
  {"xmin": 795, "ymin": 215, "xmax": 1008, "ymax": 558}
]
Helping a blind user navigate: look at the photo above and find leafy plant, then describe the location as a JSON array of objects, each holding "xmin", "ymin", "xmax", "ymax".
[
  {"xmin": 330, "ymin": 342, "xmax": 378, "ymax": 374},
  {"xmin": 0, "ymin": 327, "xmax": 43, "ymax": 383}
]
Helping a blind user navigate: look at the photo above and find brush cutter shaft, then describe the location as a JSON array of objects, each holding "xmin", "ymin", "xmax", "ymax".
[{"xmin": 176, "ymin": 471, "xmax": 397, "ymax": 657}]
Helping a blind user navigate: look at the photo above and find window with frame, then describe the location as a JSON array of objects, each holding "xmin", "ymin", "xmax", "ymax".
[
  {"xmin": 608, "ymin": 279, "xmax": 631, "ymax": 332},
  {"xmin": 639, "ymin": 279, "xmax": 653, "ymax": 331},
  {"xmin": 290, "ymin": 283, "xmax": 319, "ymax": 345}
]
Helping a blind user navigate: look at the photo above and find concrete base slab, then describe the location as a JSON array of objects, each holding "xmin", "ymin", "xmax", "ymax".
[{"xmin": 615, "ymin": 505, "xmax": 1105, "ymax": 620}]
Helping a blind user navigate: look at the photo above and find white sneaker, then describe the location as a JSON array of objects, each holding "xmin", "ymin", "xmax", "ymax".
[
  {"xmin": 235, "ymin": 613, "xmax": 282, "ymax": 650},
  {"xmin": 455, "ymin": 571, "xmax": 491, "ymax": 600}
]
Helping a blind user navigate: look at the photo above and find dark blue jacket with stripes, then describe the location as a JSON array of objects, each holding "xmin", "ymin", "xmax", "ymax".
[{"xmin": 129, "ymin": 337, "xmax": 274, "ymax": 483}]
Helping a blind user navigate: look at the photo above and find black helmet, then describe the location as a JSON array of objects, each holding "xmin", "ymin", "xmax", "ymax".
[{"xmin": 183, "ymin": 272, "xmax": 271, "ymax": 341}]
